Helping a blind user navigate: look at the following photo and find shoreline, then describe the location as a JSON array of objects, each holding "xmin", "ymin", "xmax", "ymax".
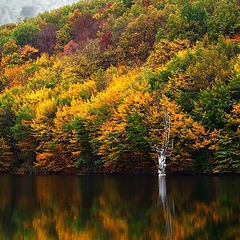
[{"xmin": 1, "ymin": 171, "xmax": 240, "ymax": 177}]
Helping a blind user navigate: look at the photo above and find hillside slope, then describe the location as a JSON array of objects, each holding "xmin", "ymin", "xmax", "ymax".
[{"xmin": 0, "ymin": 0, "xmax": 240, "ymax": 174}]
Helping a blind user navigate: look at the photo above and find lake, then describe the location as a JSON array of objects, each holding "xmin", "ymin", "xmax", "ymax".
[{"xmin": 0, "ymin": 175, "xmax": 239, "ymax": 239}]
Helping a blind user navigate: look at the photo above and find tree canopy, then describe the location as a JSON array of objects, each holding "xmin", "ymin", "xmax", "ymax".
[{"xmin": 0, "ymin": 0, "xmax": 239, "ymax": 174}]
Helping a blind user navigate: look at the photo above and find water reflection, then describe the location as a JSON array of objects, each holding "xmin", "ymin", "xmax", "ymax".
[
  {"xmin": 0, "ymin": 176, "xmax": 239, "ymax": 239},
  {"xmin": 158, "ymin": 176, "xmax": 172, "ymax": 240}
]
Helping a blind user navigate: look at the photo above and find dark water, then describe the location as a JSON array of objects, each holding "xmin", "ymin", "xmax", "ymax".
[{"xmin": 0, "ymin": 175, "xmax": 239, "ymax": 240}]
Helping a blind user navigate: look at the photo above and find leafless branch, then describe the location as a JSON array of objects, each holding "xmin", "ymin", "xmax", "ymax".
[{"xmin": 152, "ymin": 108, "xmax": 173, "ymax": 176}]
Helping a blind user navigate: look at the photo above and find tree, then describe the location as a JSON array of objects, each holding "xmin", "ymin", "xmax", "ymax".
[
  {"xmin": 63, "ymin": 40, "xmax": 80, "ymax": 55},
  {"xmin": 36, "ymin": 23, "xmax": 57, "ymax": 54},
  {"xmin": 146, "ymin": 38, "xmax": 189, "ymax": 68},
  {"xmin": 1, "ymin": 39, "xmax": 18, "ymax": 55},
  {"xmin": 13, "ymin": 23, "xmax": 40, "ymax": 47},
  {"xmin": 100, "ymin": 30, "xmax": 112, "ymax": 48},
  {"xmin": 152, "ymin": 110, "xmax": 172, "ymax": 176},
  {"xmin": 0, "ymin": 101, "xmax": 20, "ymax": 168},
  {"xmin": 118, "ymin": 8, "xmax": 162, "ymax": 63},
  {"xmin": 67, "ymin": 10, "xmax": 102, "ymax": 46},
  {"xmin": 207, "ymin": 0, "xmax": 240, "ymax": 39},
  {"xmin": 167, "ymin": 1, "xmax": 208, "ymax": 42},
  {"xmin": 194, "ymin": 79, "xmax": 232, "ymax": 130}
]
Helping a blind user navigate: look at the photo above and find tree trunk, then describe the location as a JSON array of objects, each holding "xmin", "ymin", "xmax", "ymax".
[{"xmin": 153, "ymin": 109, "xmax": 172, "ymax": 176}]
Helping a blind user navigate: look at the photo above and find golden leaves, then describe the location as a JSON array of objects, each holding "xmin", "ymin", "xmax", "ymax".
[{"xmin": 147, "ymin": 39, "xmax": 189, "ymax": 68}]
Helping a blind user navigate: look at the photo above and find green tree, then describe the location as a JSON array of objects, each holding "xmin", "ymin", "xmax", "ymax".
[
  {"xmin": 167, "ymin": 1, "xmax": 208, "ymax": 41},
  {"xmin": 194, "ymin": 80, "xmax": 232, "ymax": 130},
  {"xmin": 13, "ymin": 23, "xmax": 40, "ymax": 47},
  {"xmin": 207, "ymin": 0, "xmax": 240, "ymax": 39}
]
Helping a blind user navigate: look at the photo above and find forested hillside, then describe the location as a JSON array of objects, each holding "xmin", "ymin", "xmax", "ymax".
[{"xmin": 0, "ymin": 0, "xmax": 239, "ymax": 174}]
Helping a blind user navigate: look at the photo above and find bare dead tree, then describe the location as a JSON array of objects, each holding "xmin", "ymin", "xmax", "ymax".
[{"xmin": 152, "ymin": 110, "xmax": 173, "ymax": 177}]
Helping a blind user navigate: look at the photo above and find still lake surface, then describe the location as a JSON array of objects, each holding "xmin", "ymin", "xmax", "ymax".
[{"xmin": 0, "ymin": 175, "xmax": 239, "ymax": 239}]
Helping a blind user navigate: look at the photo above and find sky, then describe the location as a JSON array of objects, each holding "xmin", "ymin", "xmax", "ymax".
[{"xmin": 0, "ymin": 0, "xmax": 79, "ymax": 26}]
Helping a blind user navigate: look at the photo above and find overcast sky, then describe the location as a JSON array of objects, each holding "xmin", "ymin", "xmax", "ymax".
[{"xmin": 0, "ymin": 0, "xmax": 79, "ymax": 26}]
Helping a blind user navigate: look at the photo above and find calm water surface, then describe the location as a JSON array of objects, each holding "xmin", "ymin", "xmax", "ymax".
[{"xmin": 0, "ymin": 175, "xmax": 239, "ymax": 239}]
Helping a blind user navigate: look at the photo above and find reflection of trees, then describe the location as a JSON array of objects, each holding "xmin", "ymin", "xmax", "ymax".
[
  {"xmin": 0, "ymin": 176, "xmax": 37, "ymax": 240},
  {"xmin": 166, "ymin": 177, "xmax": 240, "ymax": 240},
  {"xmin": 0, "ymin": 176, "xmax": 239, "ymax": 239}
]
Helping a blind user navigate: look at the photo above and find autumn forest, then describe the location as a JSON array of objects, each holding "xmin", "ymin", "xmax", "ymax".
[{"xmin": 0, "ymin": 0, "xmax": 240, "ymax": 174}]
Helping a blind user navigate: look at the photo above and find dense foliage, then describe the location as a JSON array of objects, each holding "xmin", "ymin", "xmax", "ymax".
[{"xmin": 0, "ymin": 0, "xmax": 239, "ymax": 174}]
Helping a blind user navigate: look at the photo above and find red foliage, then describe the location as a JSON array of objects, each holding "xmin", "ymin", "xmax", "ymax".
[
  {"xmin": 68, "ymin": 10, "xmax": 102, "ymax": 46},
  {"xmin": 36, "ymin": 24, "xmax": 57, "ymax": 54},
  {"xmin": 106, "ymin": 1, "xmax": 114, "ymax": 9},
  {"xmin": 63, "ymin": 40, "xmax": 80, "ymax": 55},
  {"xmin": 100, "ymin": 31, "xmax": 112, "ymax": 48}
]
